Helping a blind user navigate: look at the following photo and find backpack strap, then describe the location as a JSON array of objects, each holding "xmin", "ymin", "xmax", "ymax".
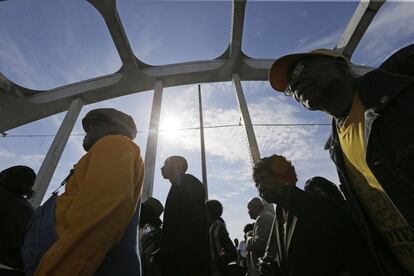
[{"xmin": 51, "ymin": 169, "xmax": 74, "ymax": 196}]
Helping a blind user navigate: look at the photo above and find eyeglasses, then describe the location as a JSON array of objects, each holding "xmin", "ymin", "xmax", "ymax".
[{"xmin": 285, "ymin": 61, "xmax": 304, "ymax": 96}]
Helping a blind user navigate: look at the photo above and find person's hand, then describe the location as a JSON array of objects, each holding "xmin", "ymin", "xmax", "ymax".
[{"xmin": 258, "ymin": 255, "xmax": 276, "ymax": 275}]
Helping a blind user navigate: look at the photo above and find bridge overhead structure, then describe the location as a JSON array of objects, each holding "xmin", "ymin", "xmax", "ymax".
[{"xmin": 0, "ymin": 0, "xmax": 385, "ymax": 206}]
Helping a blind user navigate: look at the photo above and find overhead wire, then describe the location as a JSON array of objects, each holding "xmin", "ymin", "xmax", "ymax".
[{"xmin": 0, "ymin": 122, "xmax": 330, "ymax": 138}]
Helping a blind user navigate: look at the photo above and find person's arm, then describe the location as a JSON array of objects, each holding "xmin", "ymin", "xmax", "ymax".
[
  {"xmin": 246, "ymin": 214, "xmax": 273, "ymax": 256},
  {"xmin": 218, "ymin": 224, "xmax": 237, "ymax": 265},
  {"xmin": 35, "ymin": 136, "xmax": 144, "ymax": 276}
]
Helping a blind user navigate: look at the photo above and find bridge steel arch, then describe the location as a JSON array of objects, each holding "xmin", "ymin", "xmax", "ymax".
[{"xmin": 0, "ymin": 0, "xmax": 385, "ymax": 206}]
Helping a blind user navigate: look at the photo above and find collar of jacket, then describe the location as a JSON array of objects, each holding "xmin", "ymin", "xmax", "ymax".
[
  {"xmin": 324, "ymin": 69, "xmax": 414, "ymax": 151},
  {"xmin": 321, "ymin": 69, "xmax": 414, "ymax": 276},
  {"xmin": 258, "ymin": 209, "xmax": 269, "ymax": 218},
  {"xmin": 354, "ymin": 68, "xmax": 414, "ymax": 112}
]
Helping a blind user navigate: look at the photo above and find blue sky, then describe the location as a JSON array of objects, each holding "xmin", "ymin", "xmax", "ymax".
[{"xmin": 0, "ymin": 0, "xmax": 413, "ymax": 240}]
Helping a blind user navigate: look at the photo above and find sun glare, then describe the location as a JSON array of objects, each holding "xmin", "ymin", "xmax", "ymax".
[{"xmin": 160, "ymin": 117, "xmax": 182, "ymax": 138}]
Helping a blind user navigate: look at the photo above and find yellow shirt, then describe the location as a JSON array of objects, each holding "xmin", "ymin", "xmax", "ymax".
[
  {"xmin": 338, "ymin": 94, "xmax": 414, "ymax": 273},
  {"xmin": 35, "ymin": 135, "xmax": 144, "ymax": 276}
]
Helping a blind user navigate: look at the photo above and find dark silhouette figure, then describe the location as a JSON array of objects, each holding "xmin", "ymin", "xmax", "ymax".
[
  {"xmin": 159, "ymin": 156, "xmax": 209, "ymax": 276},
  {"xmin": 236, "ymin": 223, "xmax": 252, "ymax": 274},
  {"xmin": 206, "ymin": 199, "xmax": 237, "ymax": 276},
  {"xmin": 253, "ymin": 155, "xmax": 378, "ymax": 276},
  {"xmin": 233, "ymin": 239, "xmax": 239, "ymax": 250},
  {"xmin": 0, "ymin": 166, "xmax": 36, "ymax": 276},
  {"xmin": 140, "ymin": 197, "xmax": 164, "ymax": 276},
  {"xmin": 269, "ymin": 46, "xmax": 414, "ymax": 275},
  {"xmin": 23, "ymin": 108, "xmax": 144, "ymax": 276}
]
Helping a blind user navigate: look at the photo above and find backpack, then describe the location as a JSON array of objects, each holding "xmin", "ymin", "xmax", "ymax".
[
  {"xmin": 21, "ymin": 195, "xmax": 58, "ymax": 275},
  {"xmin": 21, "ymin": 170, "xmax": 142, "ymax": 276},
  {"xmin": 21, "ymin": 170, "xmax": 73, "ymax": 275}
]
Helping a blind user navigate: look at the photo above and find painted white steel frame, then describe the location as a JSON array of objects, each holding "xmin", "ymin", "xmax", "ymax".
[
  {"xmin": 198, "ymin": 85, "xmax": 208, "ymax": 199},
  {"xmin": 29, "ymin": 98, "xmax": 84, "ymax": 207},
  {"xmin": 0, "ymin": 0, "xmax": 386, "ymax": 205},
  {"xmin": 142, "ymin": 81, "xmax": 163, "ymax": 201},
  {"xmin": 232, "ymin": 73, "xmax": 260, "ymax": 166},
  {"xmin": 233, "ymin": 73, "xmax": 274, "ymax": 212}
]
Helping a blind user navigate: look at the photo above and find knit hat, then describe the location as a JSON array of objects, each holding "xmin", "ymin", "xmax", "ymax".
[
  {"xmin": 82, "ymin": 108, "xmax": 137, "ymax": 139},
  {"xmin": 0, "ymin": 165, "xmax": 36, "ymax": 197}
]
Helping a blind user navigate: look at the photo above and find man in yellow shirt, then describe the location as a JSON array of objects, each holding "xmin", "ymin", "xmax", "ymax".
[
  {"xmin": 24, "ymin": 108, "xmax": 144, "ymax": 276},
  {"xmin": 268, "ymin": 47, "xmax": 414, "ymax": 275}
]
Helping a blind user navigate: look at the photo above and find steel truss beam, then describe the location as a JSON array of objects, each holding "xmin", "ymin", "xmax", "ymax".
[
  {"xmin": 29, "ymin": 98, "xmax": 83, "ymax": 207},
  {"xmin": 0, "ymin": 0, "xmax": 391, "ymax": 209},
  {"xmin": 0, "ymin": 0, "xmax": 383, "ymax": 132},
  {"xmin": 335, "ymin": 0, "xmax": 386, "ymax": 58},
  {"xmin": 142, "ymin": 81, "xmax": 163, "ymax": 201}
]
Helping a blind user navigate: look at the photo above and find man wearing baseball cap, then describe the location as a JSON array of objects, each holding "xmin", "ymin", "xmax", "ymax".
[
  {"xmin": 269, "ymin": 48, "xmax": 414, "ymax": 275},
  {"xmin": 34, "ymin": 108, "xmax": 144, "ymax": 276}
]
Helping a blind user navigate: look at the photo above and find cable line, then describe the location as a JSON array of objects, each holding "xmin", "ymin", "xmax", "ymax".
[{"xmin": 0, "ymin": 122, "xmax": 330, "ymax": 138}]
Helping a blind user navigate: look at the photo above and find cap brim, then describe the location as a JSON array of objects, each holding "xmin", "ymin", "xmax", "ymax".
[
  {"xmin": 269, "ymin": 50, "xmax": 348, "ymax": 92},
  {"xmin": 269, "ymin": 52, "xmax": 317, "ymax": 92}
]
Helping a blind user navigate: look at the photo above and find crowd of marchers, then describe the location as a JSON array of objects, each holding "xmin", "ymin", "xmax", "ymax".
[{"xmin": 1, "ymin": 43, "xmax": 414, "ymax": 276}]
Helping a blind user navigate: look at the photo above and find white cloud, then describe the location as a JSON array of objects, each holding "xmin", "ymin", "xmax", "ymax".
[
  {"xmin": 207, "ymin": 159, "xmax": 256, "ymax": 199},
  {"xmin": 298, "ymin": 29, "xmax": 343, "ymax": 51},
  {"xmin": 355, "ymin": 2, "xmax": 414, "ymax": 65},
  {"xmin": 133, "ymin": 31, "xmax": 164, "ymax": 63},
  {"xmin": 0, "ymin": 16, "xmax": 121, "ymax": 91},
  {"xmin": 210, "ymin": 163, "xmax": 251, "ymax": 183},
  {"xmin": 0, "ymin": 29, "xmax": 48, "ymax": 89},
  {"xmin": 161, "ymin": 83, "xmax": 324, "ymax": 165},
  {"xmin": 157, "ymin": 82, "xmax": 336, "ymax": 204},
  {"xmin": 0, "ymin": 147, "xmax": 44, "ymax": 171}
]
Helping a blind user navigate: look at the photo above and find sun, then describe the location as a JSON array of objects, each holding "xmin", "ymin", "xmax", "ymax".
[{"xmin": 159, "ymin": 117, "xmax": 182, "ymax": 137}]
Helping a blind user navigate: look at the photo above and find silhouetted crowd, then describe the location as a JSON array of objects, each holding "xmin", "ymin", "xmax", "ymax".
[{"xmin": 1, "ymin": 44, "xmax": 414, "ymax": 276}]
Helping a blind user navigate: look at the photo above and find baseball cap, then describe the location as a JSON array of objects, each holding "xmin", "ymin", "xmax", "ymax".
[
  {"xmin": 269, "ymin": 49, "xmax": 348, "ymax": 92},
  {"xmin": 82, "ymin": 108, "xmax": 137, "ymax": 139}
]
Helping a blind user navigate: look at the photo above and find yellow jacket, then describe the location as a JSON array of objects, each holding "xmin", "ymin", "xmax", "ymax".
[{"xmin": 35, "ymin": 135, "xmax": 144, "ymax": 276}]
